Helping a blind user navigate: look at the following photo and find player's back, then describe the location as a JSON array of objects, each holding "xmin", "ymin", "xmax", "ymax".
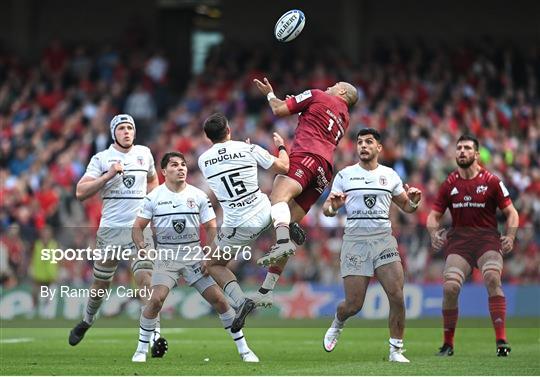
[
  {"xmin": 286, "ymin": 89, "xmax": 350, "ymax": 164},
  {"xmin": 198, "ymin": 140, "xmax": 274, "ymax": 227}
]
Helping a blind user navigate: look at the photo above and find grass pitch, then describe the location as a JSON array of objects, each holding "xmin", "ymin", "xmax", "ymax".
[{"xmin": 1, "ymin": 318, "xmax": 539, "ymax": 375}]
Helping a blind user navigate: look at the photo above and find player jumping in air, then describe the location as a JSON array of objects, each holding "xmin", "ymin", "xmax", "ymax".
[
  {"xmin": 69, "ymin": 114, "xmax": 160, "ymax": 348},
  {"xmin": 322, "ymin": 128, "xmax": 421, "ymax": 363},
  {"xmin": 131, "ymin": 152, "xmax": 259, "ymax": 362},
  {"xmin": 250, "ymin": 77, "xmax": 358, "ymax": 307},
  {"xmin": 427, "ymin": 134, "xmax": 518, "ymax": 357},
  {"xmin": 198, "ymin": 113, "xmax": 292, "ymax": 332}
]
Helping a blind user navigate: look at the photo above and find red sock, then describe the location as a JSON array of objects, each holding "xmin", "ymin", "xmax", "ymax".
[
  {"xmin": 488, "ymin": 295, "xmax": 507, "ymax": 341},
  {"xmin": 442, "ymin": 308, "xmax": 458, "ymax": 346},
  {"xmin": 268, "ymin": 266, "xmax": 283, "ymax": 275}
]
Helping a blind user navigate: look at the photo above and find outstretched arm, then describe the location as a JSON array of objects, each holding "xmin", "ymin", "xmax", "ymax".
[{"xmin": 254, "ymin": 77, "xmax": 291, "ymax": 117}]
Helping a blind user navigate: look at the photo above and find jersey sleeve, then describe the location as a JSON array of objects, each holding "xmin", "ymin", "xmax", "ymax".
[
  {"xmin": 83, "ymin": 154, "xmax": 103, "ymax": 179},
  {"xmin": 147, "ymin": 150, "xmax": 156, "ymax": 177},
  {"xmin": 285, "ymin": 89, "xmax": 316, "ymax": 114},
  {"xmin": 330, "ymin": 171, "xmax": 345, "ymax": 193},
  {"xmin": 392, "ymin": 171, "xmax": 405, "ymax": 197},
  {"xmin": 432, "ymin": 180, "xmax": 449, "ymax": 213},
  {"xmin": 492, "ymin": 176, "xmax": 512, "ymax": 209},
  {"xmin": 137, "ymin": 196, "xmax": 154, "ymax": 219},
  {"xmin": 250, "ymin": 144, "xmax": 275, "ymax": 170},
  {"xmin": 198, "ymin": 192, "xmax": 216, "ymax": 224}
]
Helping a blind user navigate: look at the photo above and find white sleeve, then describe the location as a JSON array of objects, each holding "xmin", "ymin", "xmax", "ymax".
[
  {"xmin": 137, "ymin": 196, "xmax": 154, "ymax": 219},
  {"xmin": 392, "ymin": 171, "xmax": 405, "ymax": 196},
  {"xmin": 331, "ymin": 171, "xmax": 344, "ymax": 193},
  {"xmin": 198, "ymin": 192, "xmax": 216, "ymax": 224},
  {"xmin": 83, "ymin": 154, "xmax": 103, "ymax": 179},
  {"xmin": 147, "ymin": 150, "xmax": 156, "ymax": 177},
  {"xmin": 250, "ymin": 144, "xmax": 275, "ymax": 170}
]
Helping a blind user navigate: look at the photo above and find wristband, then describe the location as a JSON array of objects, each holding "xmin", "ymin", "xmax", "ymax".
[
  {"xmin": 267, "ymin": 92, "xmax": 277, "ymax": 101},
  {"xmin": 278, "ymin": 145, "xmax": 287, "ymax": 152},
  {"xmin": 409, "ymin": 200, "xmax": 420, "ymax": 209}
]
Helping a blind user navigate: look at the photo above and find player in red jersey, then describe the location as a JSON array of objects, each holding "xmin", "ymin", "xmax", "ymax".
[
  {"xmin": 427, "ymin": 134, "xmax": 519, "ymax": 357},
  {"xmin": 247, "ymin": 77, "xmax": 357, "ymax": 307}
]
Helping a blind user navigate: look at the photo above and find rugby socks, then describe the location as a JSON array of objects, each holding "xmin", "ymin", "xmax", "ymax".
[
  {"xmin": 271, "ymin": 202, "xmax": 291, "ymax": 241},
  {"xmin": 389, "ymin": 338, "xmax": 404, "ymax": 350},
  {"xmin": 83, "ymin": 296, "xmax": 104, "ymax": 324},
  {"xmin": 223, "ymin": 280, "xmax": 246, "ymax": 308},
  {"xmin": 138, "ymin": 314, "xmax": 158, "ymax": 353},
  {"xmin": 442, "ymin": 308, "xmax": 458, "ymax": 346},
  {"xmin": 488, "ymin": 295, "xmax": 507, "ymax": 341},
  {"xmin": 331, "ymin": 313, "xmax": 345, "ymax": 329},
  {"xmin": 259, "ymin": 267, "xmax": 282, "ymax": 294},
  {"xmin": 219, "ymin": 308, "xmax": 249, "ymax": 354}
]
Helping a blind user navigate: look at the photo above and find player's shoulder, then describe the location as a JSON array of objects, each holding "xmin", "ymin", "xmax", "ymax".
[
  {"xmin": 336, "ymin": 163, "xmax": 358, "ymax": 178},
  {"xmin": 185, "ymin": 183, "xmax": 208, "ymax": 198},
  {"xmin": 480, "ymin": 168, "xmax": 501, "ymax": 183},
  {"xmin": 145, "ymin": 184, "xmax": 164, "ymax": 202},
  {"xmin": 445, "ymin": 170, "xmax": 461, "ymax": 185},
  {"xmin": 132, "ymin": 144, "xmax": 152, "ymax": 155}
]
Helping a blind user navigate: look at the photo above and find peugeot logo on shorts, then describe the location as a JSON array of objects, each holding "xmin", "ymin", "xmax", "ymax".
[
  {"xmin": 172, "ymin": 219, "xmax": 186, "ymax": 234},
  {"xmin": 364, "ymin": 194, "xmax": 377, "ymax": 208},
  {"xmin": 122, "ymin": 175, "xmax": 135, "ymax": 188}
]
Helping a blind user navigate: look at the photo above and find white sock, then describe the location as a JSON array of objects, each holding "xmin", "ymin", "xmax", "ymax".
[
  {"xmin": 389, "ymin": 338, "xmax": 403, "ymax": 350},
  {"xmin": 332, "ymin": 313, "xmax": 345, "ymax": 329},
  {"xmin": 219, "ymin": 308, "xmax": 249, "ymax": 354},
  {"xmin": 223, "ymin": 280, "xmax": 246, "ymax": 308},
  {"xmin": 271, "ymin": 202, "xmax": 291, "ymax": 241},
  {"xmin": 138, "ymin": 314, "xmax": 158, "ymax": 353},
  {"xmin": 83, "ymin": 296, "xmax": 104, "ymax": 324},
  {"xmin": 154, "ymin": 313, "xmax": 161, "ymax": 340},
  {"xmin": 261, "ymin": 272, "xmax": 280, "ymax": 291}
]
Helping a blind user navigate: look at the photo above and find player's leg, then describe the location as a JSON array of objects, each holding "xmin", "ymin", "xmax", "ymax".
[
  {"xmin": 375, "ymin": 257, "xmax": 409, "ymax": 363},
  {"xmin": 263, "ymin": 175, "xmax": 303, "ymax": 261},
  {"xmin": 255, "ymin": 200, "xmax": 307, "ymax": 306},
  {"xmin": 324, "ymin": 239, "xmax": 371, "ymax": 352},
  {"xmin": 437, "ymin": 253, "xmax": 471, "ymax": 356},
  {"xmin": 324, "ymin": 275, "xmax": 370, "ymax": 352},
  {"xmin": 132, "ymin": 256, "xmax": 161, "ymax": 342},
  {"xmin": 198, "ymin": 282, "xmax": 259, "ymax": 362},
  {"xmin": 477, "ymin": 250, "xmax": 510, "ymax": 356},
  {"xmin": 133, "ymin": 284, "xmax": 170, "ymax": 362},
  {"xmin": 68, "ymin": 256, "xmax": 119, "ymax": 346}
]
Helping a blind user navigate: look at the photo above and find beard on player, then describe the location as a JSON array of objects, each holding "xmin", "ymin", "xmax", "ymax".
[
  {"xmin": 455, "ymin": 154, "xmax": 475, "ymax": 169},
  {"xmin": 358, "ymin": 148, "xmax": 377, "ymax": 162}
]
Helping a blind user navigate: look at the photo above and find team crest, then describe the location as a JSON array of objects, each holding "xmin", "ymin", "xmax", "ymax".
[
  {"xmin": 364, "ymin": 194, "xmax": 377, "ymax": 208},
  {"xmin": 186, "ymin": 198, "xmax": 196, "ymax": 209},
  {"xmin": 476, "ymin": 185, "xmax": 488, "ymax": 194},
  {"xmin": 172, "ymin": 219, "xmax": 186, "ymax": 234},
  {"xmin": 379, "ymin": 176, "xmax": 388, "ymax": 186},
  {"xmin": 137, "ymin": 156, "xmax": 144, "ymax": 166},
  {"xmin": 122, "ymin": 175, "xmax": 135, "ymax": 188}
]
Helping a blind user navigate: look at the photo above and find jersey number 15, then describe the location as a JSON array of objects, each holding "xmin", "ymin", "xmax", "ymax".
[{"xmin": 221, "ymin": 172, "xmax": 247, "ymax": 197}]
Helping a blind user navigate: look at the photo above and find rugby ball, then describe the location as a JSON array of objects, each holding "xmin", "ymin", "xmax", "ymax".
[{"xmin": 274, "ymin": 10, "xmax": 306, "ymax": 43}]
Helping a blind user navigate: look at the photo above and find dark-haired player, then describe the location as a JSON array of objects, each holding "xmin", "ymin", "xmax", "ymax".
[{"xmin": 427, "ymin": 134, "xmax": 518, "ymax": 357}]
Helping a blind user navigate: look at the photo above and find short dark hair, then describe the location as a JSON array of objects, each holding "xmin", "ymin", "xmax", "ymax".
[
  {"xmin": 160, "ymin": 152, "xmax": 186, "ymax": 169},
  {"xmin": 357, "ymin": 128, "xmax": 381, "ymax": 142},
  {"xmin": 457, "ymin": 134, "xmax": 479, "ymax": 151},
  {"xmin": 203, "ymin": 113, "xmax": 229, "ymax": 143}
]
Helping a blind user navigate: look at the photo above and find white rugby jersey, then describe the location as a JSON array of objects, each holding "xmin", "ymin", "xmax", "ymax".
[
  {"xmin": 83, "ymin": 145, "xmax": 156, "ymax": 227},
  {"xmin": 331, "ymin": 163, "xmax": 404, "ymax": 239},
  {"xmin": 138, "ymin": 183, "xmax": 215, "ymax": 251},
  {"xmin": 198, "ymin": 140, "xmax": 275, "ymax": 227}
]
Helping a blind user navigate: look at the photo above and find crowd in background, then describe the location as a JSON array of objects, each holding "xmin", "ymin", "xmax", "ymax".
[{"xmin": 1, "ymin": 38, "xmax": 539, "ymax": 290}]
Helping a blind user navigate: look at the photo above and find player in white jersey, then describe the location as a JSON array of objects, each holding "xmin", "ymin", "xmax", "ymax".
[
  {"xmin": 131, "ymin": 152, "xmax": 259, "ymax": 363},
  {"xmin": 321, "ymin": 128, "xmax": 422, "ymax": 363},
  {"xmin": 69, "ymin": 114, "xmax": 159, "ymax": 346},
  {"xmin": 198, "ymin": 113, "xmax": 290, "ymax": 332}
]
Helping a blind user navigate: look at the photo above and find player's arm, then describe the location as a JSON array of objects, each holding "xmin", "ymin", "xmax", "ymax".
[
  {"xmin": 392, "ymin": 184, "xmax": 422, "ymax": 213},
  {"xmin": 323, "ymin": 192, "xmax": 347, "ymax": 217},
  {"xmin": 500, "ymin": 203, "xmax": 519, "ymax": 254},
  {"xmin": 427, "ymin": 210, "xmax": 447, "ymax": 251},
  {"xmin": 75, "ymin": 162, "xmax": 123, "ymax": 201},
  {"xmin": 201, "ymin": 218, "xmax": 217, "ymax": 248},
  {"xmin": 253, "ymin": 77, "xmax": 291, "ymax": 117},
  {"xmin": 132, "ymin": 216, "xmax": 151, "ymax": 250},
  {"xmin": 270, "ymin": 132, "xmax": 289, "ymax": 174},
  {"xmin": 147, "ymin": 173, "xmax": 159, "ymax": 193}
]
